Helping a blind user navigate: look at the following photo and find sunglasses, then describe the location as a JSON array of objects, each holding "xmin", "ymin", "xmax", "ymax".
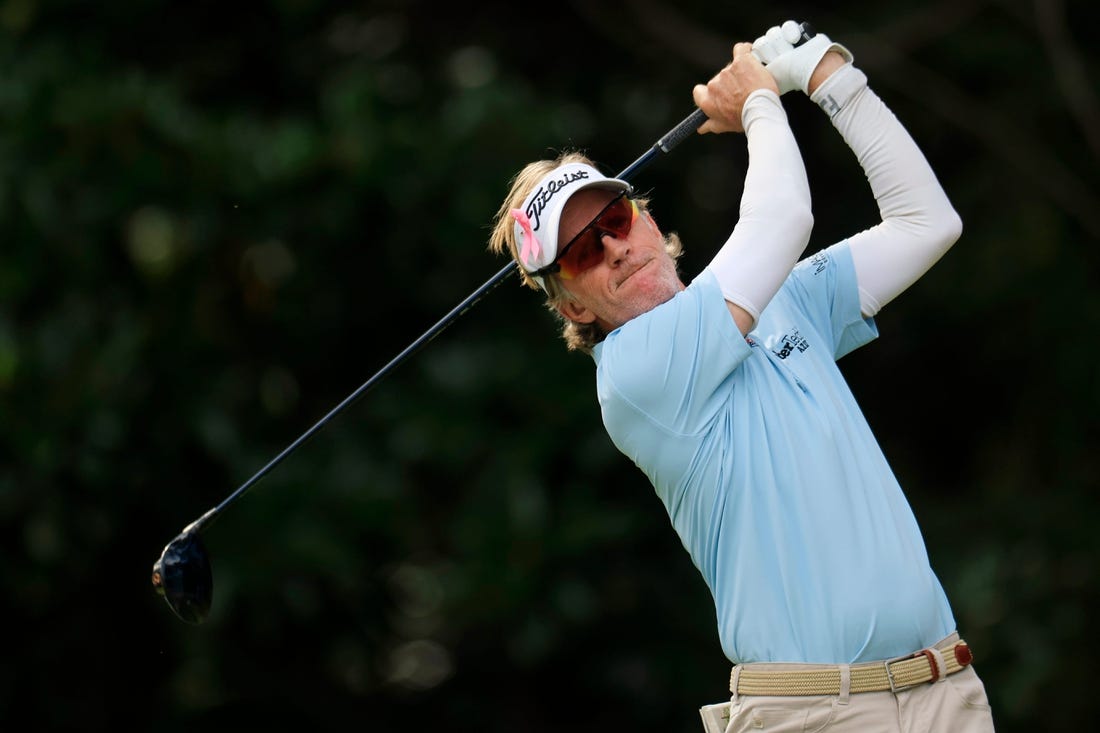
[{"xmin": 542, "ymin": 194, "xmax": 640, "ymax": 280}]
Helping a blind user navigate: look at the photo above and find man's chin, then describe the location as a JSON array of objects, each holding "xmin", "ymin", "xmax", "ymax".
[
  {"xmin": 616, "ymin": 259, "xmax": 654, "ymax": 290},
  {"xmin": 623, "ymin": 279, "xmax": 681, "ymax": 318}
]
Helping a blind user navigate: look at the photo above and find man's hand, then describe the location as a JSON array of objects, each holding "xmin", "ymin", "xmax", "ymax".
[
  {"xmin": 693, "ymin": 43, "xmax": 779, "ymax": 135},
  {"xmin": 752, "ymin": 21, "xmax": 853, "ymax": 95}
]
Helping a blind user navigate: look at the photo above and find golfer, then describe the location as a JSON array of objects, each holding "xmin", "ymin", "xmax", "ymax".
[{"xmin": 489, "ymin": 21, "xmax": 994, "ymax": 732}]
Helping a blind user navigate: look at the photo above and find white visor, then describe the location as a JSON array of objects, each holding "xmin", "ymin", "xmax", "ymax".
[{"xmin": 510, "ymin": 163, "xmax": 632, "ymax": 289}]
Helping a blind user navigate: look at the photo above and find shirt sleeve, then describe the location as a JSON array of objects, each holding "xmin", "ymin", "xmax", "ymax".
[
  {"xmin": 778, "ymin": 242, "xmax": 878, "ymax": 360},
  {"xmin": 594, "ymin": 270, "xmax": 752, "ymax": 437}
]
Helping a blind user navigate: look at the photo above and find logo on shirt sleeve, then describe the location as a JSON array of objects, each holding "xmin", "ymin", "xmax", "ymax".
[{"xmin": 809, "ymin": 250, "xmax": 828, "ymax": 275}]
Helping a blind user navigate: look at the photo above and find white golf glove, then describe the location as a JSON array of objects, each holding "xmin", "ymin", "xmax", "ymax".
[{"xmin": 752, "ymin": 20, "xmax": 854, "ymax": 95}]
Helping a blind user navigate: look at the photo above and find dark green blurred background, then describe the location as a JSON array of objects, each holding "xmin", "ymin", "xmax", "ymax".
[{"xmin": 2, "ymin": 0, "xmax": 1097, "ymax": 730}]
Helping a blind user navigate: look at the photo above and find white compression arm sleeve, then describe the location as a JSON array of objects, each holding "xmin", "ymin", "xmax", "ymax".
[
  {"xmin": 704, "ymin": 89, "xmax": 813, "ymax": 326},
  {"xmin": 811, "ymin": 65, "xmax": 963, "ymax": 316}
]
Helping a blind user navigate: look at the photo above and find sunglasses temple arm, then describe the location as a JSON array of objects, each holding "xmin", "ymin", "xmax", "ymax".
[{"xmin": 616, "ymin": 108, "xmax": 709, "ymax": 183}]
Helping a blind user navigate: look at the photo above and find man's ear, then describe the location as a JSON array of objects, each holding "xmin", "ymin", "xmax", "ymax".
[{"xmin": 556, "ymin": 297, "xmax": 596, "ymax": 324}]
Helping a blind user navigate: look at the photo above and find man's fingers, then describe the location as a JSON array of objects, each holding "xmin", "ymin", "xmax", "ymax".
[
  {"xmin": 692, "ymin": 83, "xmax": 708, "ymax": 107},
  {"xmin": 753, "ymin": 24, "xmax": 798, "ymax": 65},
  {"xmin": 780, "ymin": 20, "xmax": 802, "ymax": 44},
  {"xmin": 692, "ymin": 83, "xmax": 712, "ymax": 133},
  {"xmin": 693, "ymin": 85, "xmax": 722, "ymax": 134},
  {"xmin": 732, "ymin": 41, "xmax": 754, "ymax": 58}
]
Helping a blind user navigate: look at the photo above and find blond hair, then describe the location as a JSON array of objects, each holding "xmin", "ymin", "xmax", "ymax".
[{"xmin": 488, "ymin": 151, "xmax": 683, "ymax": 352}]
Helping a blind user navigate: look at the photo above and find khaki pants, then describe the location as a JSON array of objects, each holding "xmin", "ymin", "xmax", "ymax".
[{"xmin": 700, "ymin": 662, "xmax": 995, "ymax": 732}]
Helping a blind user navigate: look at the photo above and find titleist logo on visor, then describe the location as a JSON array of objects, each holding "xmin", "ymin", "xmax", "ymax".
[{"xmin": 525, "ymin": 169, "xmax": 590, "ymax": 230}]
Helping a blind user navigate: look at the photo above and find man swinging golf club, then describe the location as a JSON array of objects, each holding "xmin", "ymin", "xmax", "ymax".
[{"xmin": 489, "ymin": 20, "xmax": 995, "ymax": 732}]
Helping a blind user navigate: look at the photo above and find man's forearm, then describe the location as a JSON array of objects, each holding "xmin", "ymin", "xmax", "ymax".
[
  {"xmin": 813, "ymin": 65, "xmax": 962, "ymax": 315},
  {"xmin": 807, "ymin": 51, "xmax": 848, "ymax": 96},
  {"xmin": 706, "ymin": 90, "xmax": 813, "ymax": 331}
]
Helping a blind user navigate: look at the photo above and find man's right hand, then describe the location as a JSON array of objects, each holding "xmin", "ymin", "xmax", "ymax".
[{"xmin": 693, "ymin": 42, "xmax": 779, "ymax": 135}]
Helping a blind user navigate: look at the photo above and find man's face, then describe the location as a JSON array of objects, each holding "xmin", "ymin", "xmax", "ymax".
[{"xmin": 553, "ymin": 189, "xmax": 684, "ymax": 333}]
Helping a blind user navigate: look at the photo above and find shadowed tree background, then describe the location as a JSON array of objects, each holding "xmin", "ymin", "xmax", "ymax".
[{"xmin": 2, "ymin": 0, "xmax": 1097, "ymax": 730}]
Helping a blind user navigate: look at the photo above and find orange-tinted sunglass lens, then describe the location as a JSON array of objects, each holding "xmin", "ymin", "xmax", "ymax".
[{"xmin": 557, "ymin": 198, "xmax": 638, "ymax": 279}]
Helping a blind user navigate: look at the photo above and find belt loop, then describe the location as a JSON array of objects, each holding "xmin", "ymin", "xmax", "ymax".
[
  {"xmin": 730, "ymin": 665, "xmax": 743, "ymax": 705},
  {"xmin": 838, "ymin": 664, "xmax": 851, "ymax": 704},
  {"xmin": 927, "ymin": 647, "xmax": 947, "ymax": 683}
]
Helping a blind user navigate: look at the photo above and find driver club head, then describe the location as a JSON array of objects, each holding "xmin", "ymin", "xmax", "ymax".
[{"xmin": 152, "ymin": 529, "xmax": 213, "ymax": 624}]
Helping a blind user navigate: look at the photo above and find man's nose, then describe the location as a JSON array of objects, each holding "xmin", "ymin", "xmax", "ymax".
[{"xmin": 601, "ymin": 231, "xmax": 631, "ymax": 264}]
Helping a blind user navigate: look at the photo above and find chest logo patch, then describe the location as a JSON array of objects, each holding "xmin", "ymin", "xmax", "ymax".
[{"xmin": 772, "ymin": 328, "xmax": 810, "ymax": 360}]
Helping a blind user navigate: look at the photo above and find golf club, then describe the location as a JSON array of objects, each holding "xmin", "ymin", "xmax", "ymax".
[{"xmin": 152, "ymin": 23, "xmax": 816, "ymax": 624}]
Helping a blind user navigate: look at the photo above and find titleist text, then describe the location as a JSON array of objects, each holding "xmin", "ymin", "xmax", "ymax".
[{"xmin": 525, "ymin": 169, "xmax": 590, "ymax": 231}]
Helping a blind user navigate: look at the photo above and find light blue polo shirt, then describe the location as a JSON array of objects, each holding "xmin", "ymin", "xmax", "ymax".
[{"xmin": 592, "ymin": 242, "xmax": 955, "ymax": 664}]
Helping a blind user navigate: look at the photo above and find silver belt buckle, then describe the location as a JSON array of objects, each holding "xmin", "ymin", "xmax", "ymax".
[{"xmin": 883, "ymin": 653, "xmax": 910, "ymax": 694}]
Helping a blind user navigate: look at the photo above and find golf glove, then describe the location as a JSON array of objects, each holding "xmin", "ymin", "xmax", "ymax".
[{"xmin": 752, "ymin": 20, "xmax": 854, "ymax": 95}]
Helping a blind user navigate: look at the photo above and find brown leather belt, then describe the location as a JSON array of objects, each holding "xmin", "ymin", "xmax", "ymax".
[{"xmin": 731, "ymin": 639, "xmax": 974, "ymax": 696}]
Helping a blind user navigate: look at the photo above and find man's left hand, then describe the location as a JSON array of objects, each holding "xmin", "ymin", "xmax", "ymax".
[{"xmin": 752, "ymin": 21, "xmax": 853, "ymax": 95}]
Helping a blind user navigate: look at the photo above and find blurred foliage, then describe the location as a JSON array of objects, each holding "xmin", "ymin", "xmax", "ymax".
[{"xmin": 1, "ymin": 0, "xmax": 1097, "ymax": 731}]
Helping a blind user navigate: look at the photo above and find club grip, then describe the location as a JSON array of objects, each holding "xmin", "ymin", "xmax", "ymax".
[{"xmin": 656, "ymin": 108, "xmax": 708, "ymax": 153}]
